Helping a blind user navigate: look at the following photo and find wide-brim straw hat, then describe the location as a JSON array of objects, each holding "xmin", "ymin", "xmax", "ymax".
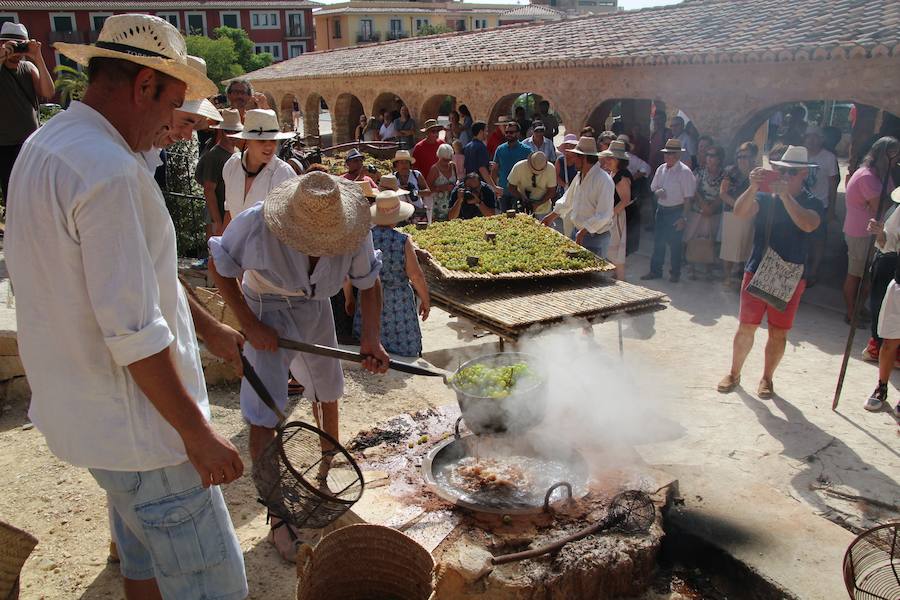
[
  {"xmin": 660, "ymin": 138, "xmax": 684, "ymax": 154},
  {"xmin": 0, "ymin": 22, "xmax": 27, "ymax": 41},
  {"xmin": 358, "ymin": 180, "xmax": 376, "ymax": 199},
  {"xmin": 296, "ymin": 524, "xmax": 434, "ymax": 600},
  {"xmin": 528, "ymin": 151, "xmax": 548, "ymax": 171},
  {"xmin": 371, "ymin": 190, "xmax": 414, "ymax": 225},
  {"xmin": 571, "ymin": 136, "xmax": 600, "ymax": 156},
  {"xmin": 176, "ymin": 56, "xmax": 222, "ymax": 122},
  {"xmin": 770, "ymin": 145, "xmax": 819, "ymax": 169},
  {"xmin": 420, "ymin": 118, "xmax": 444, "ymax": 132},
  {"xmin": 0, "ymin": 521, "xmax": 38, "ymax": 599},
  {"xmin": 599, "ymin": 140, "xmax": 629, "ymax": 160},
  {"xmin": 227, "ymin": 109, "xmax": 294, "ymax": 140},
  {"xmin": 263, "ymin": 171, "xmax": 371, "ymax": 257},
  {"xmin": 378, "ymin": 173, "xmax": 404, "ymax": 193},
  {"xmin": 210, "ymin": 108, "xmax": 243, "ymax": 131},
  {"xmin": 54, "ymin": 14, "xmax": 216, "ymax": 100},
  {"xmin": 392, "ymin": 149, "xmax": 415, "ymax": 165}
]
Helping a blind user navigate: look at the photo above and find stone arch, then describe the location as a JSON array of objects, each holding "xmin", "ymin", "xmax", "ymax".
[
  {"xmin": 333, "ymin": 92, "xmax": 365, "ymax": 145},
  {"xmin": 279, "ymin": 93, "xmax": 298, "ymax": 132},
  {"xmin": 263, "ymin": 92, "xmax": 277, "ymax": 117},
  {"xmin": 303, "ymin": 92, "xmax": 324, "ymax": 143},
  {"xmin": 486, "ymin": 91, "xmax": 571, "ymax": 138},
  {"xmin": 372, "ymin": 92, "xmax": 407, "ymax": 122},
  {"xmin": 420, "ymin": 94, "xmax": 457, "ymax": 123},
  {"xmin": 585, "ymin": 98, "xmax": 659, "ymax": 139}
]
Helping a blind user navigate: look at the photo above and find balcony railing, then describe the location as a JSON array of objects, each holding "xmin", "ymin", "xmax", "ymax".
[
  {"xmin": 356, "ymin": 32, "xmax": 381, "ymax": 43},
  {"xmin": 48, "ymin": 31, "xmax": 85, "ymax": 44},
  {"xmin": 386, "ymin": 30, "xmax": 409, "ymax": 40},
  {"xmin": 286, "ymin": 24, "xmax": 307, "ymax": 37},
  {"xmin": 88, "ymin": 30, "xmax": 101, "ymax": 43}
]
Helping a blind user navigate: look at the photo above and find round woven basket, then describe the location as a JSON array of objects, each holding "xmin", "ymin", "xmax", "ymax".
[
  {"xmin": 297, "ymin": 524, "xmax": 434, "ymax": 600},
  {"xmin": 0, "ymin": 521, "xmax": 38, "ymax": 600}
]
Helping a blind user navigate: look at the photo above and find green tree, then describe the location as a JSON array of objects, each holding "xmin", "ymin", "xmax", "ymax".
[
  {"xmin": 54, "ymin": 65, "xmax": 88, "ymax": 105},
  {"xmin": 213, "ymin": 26, "xmax": 274, "ymax": 72},
  {"xmin": 185, "ymin": 34, "xmax": 244, "ymax": 91},
  {"xmin": 415, "ymin": 24, "xmax": 455, "ymax": 37}
]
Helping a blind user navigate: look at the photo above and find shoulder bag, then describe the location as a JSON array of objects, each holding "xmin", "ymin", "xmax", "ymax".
[{"xmin": 745, "ymin": 197, "xmax": 804, "ymax": 312}]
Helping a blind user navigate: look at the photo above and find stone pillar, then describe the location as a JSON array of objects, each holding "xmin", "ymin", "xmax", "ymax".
[{"xmin": 849, "ymin": 104, "xmax": 878, "ymax": 174}]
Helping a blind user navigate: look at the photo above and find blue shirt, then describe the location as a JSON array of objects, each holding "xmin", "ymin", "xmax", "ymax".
[
  {"xmin": 745, "ymin": 190, "xmax": 823, "ymax": 278},
  {"xmin": 463, "ymin": 138, "xmax": 490, "ymax": 177},
  {"xmin": 493, "ymin": 142, "xmax": 532, "ymax": 191},
  {"xmin": 208, "ymin": 204, "xmax": 382, "ymax": 301}
]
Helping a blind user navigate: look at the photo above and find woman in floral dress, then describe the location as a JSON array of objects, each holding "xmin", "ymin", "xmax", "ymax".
[
  {"xmin": 685, "ymin": 144, "xmax": 725, "ymax": 279},
  {"xmin": 427, "ymin": 144, "xmax": 458, "ymax": 222},
  {"xmin": 352, "ymin": 189, "xmax": 431, "ymax": 356}
]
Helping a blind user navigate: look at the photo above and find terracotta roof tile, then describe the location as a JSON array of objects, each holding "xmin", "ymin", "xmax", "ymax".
[
  {"xmin": 0, "ymin": 0, "xmax": 319, "ymax": 9},
  {"xmin": 244, "ymin": 0, "xmax": 900, "ymax": 83}
]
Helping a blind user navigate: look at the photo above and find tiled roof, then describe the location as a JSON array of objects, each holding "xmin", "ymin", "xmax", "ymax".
[
  {"xmin": 244, "ymin": 0, "xmax": 900, "ymax": 83},
  {"xmin": 499, "ymin": 4, "xmax": 567, "ymax": 19},
  {"xmin": 314, "ymin": 6, "xmax": 502, "ymax": 16},
  {"xmin": 0, "ymin": 0, "xmax": 319, "ymax": 9}
]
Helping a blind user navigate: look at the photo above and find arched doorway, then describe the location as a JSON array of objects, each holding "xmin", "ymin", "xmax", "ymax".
[
  {"xmin": 420, "ymin": 94, "xmax": 456, "ymax": 124},
  {"xmin": 487, "ymin": 92, "xmax": 568, "ymax": 141},
  {"xmin": 303, "ymin": 92, "xmax": 324, "ymax": 143},
  {"xmin": 372, "ymin": 92, "xmax": 407, "ymax": 122},
  {"xmin": 585, "ymin": 98, "xmax": 657, "ymax": 139},
  {"xmin": 334, "ymin": 92, "xmax": 365, "ymax": 145},
  {"xmin": 280, "ymin": 93, "xmax": 298, "ymax": 132}
]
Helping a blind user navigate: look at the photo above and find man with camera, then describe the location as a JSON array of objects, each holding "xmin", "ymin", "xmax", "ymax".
[
  {"xmin": 449, "ymin": 172, "xmax": 498, "ymax": 220},
  {"xmin": 507, "ymin": 151, "xmax": 557, "ymax": 220},
  {"xmin": 0, "ymin": 22, "xmax": 54, "ymax": 204}
]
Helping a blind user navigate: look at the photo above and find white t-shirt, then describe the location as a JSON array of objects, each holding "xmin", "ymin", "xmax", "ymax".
[
  {"xmin": 5, "ymin": 102, "xmax": 209, "ymax": 471},
  {"xmin": 805, "ymin": 148, "xmax": 839, "ymax": 207},
  {"xmin": 222, "ymin": 153, "xmax": 297, "ymax": 217},
  {"xmin": 651, "ymin": 161, "xmax": 697, "ymax": 207},
  {"xmin": 379, "ymin": 121, "xmax": 398, "ymax": 140}
]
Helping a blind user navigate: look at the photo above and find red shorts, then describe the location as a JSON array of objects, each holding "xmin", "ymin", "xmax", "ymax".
[{"xmin": 739, "ymin": 272, "xmax": 806, "ymax": 330}]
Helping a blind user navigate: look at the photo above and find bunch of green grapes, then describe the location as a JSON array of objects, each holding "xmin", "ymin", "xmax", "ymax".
[
  {"xmin": 403, "ymin": 215, "xmax": 607, "ymax": 274},
  {"xmin": 451, "ymin": 362, "xmax": 538, "ymax": 398}
]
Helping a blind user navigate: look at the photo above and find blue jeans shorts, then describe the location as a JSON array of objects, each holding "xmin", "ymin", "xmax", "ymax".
[{"xmin": 91, "ymin": 461, "xmax": 248, "ymax": 600}]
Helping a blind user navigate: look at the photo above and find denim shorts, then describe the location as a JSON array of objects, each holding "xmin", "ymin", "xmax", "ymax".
[{"xmin": 90, "ymin": 461, "xmax": 248, "ymax": 600}]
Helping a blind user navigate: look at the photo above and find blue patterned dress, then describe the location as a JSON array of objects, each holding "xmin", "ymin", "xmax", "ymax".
[{"xmin": 354, "ymin": 227, "xmax": 422, "ymax": 357}]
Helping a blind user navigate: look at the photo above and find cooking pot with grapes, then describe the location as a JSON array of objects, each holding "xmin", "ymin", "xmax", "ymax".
[{"xmin": 448, "ymin": 352, "xmax": 547, "ymax": 434}]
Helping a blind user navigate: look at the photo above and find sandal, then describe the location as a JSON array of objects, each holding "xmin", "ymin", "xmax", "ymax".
[{"xmin": 267, "ymin": 514, "xmax": 301, "ymax": 563}]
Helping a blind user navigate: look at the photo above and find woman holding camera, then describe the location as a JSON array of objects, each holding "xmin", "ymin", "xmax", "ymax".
[{"xmin": 449, "ymin": 173, "xmax": 498, "ymax": 220}]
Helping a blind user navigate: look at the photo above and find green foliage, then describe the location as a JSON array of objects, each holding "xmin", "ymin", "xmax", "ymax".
[
  {"xmin": 213, "ymin": 26, "xmax": 274, "ymax": 73},
  {"xmin": 163, "ymin": 137, "xmax": 208, "ymax": 257},
  {"xmin": 54, "ymin": 65, "xmax": 87, "ymax": 105},
  {"xmin": 415, "ymin": 24, "xmax": 455, "ymax": 37},
  {"xmin": 185, "ymin": 34, "xmax": 243, "ymax": 91},
  {"xmin": 39, "ymin": 103, "xmax": 62, "ymax": 125}
]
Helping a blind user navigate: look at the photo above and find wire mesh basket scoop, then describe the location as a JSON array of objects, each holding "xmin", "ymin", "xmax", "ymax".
[
  {"xmin": 843, "ymin": 522, "xmax": 900, "ymax": 600},
  {"xmin": 241, "ymin": 354, "xmax": 364, "ymax": 530}
]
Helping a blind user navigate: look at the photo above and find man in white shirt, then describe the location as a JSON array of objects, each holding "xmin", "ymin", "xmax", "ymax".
[
  {"xmin": 642, "ymin": 139, "xmax": 697, "ymax": 282},
  {"xmin": 803, "ymin": 126, "xmax": 840, "ymax": 286},
  {"xmin": 542, "ymin": 137, "xmax": 615, "ymax": 258},
  {"xmin": 5, "ymin": 15, "xmax": 248, "ymax": 599}
]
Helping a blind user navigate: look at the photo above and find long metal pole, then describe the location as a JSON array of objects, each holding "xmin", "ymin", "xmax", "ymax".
[{"xmin": 832, "ymin": 149, "xmax": 898, "ymax": 410}]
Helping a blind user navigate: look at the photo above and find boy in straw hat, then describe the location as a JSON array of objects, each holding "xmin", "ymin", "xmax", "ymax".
[
  {"xmin": 208, "ymin": 171, "xmax": 389, "ymax": 560},
  {"xmin": 6, "ymin": 14, "xmax": 248, "ymax": 599},
  {"xmin": 196, "ymin": 108, "xmax": 242, "ymax": 237}
]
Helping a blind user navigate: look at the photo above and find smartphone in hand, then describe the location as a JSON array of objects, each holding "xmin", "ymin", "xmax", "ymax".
[{"xmin": 758, "ymin": 169, "xmax": 779, "ymax": 193}]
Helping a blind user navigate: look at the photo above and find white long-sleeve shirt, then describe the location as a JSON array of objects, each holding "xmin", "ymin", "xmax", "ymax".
[
  {"xmin": 651, "ymin": 160, "xmax": 697, "ymax": 207},
  {"xmin": 553, "ymin": 163, "xmax": 615, "ymax": 234},
  {"xmin": 5, "ymin": 101, "xmax": 209, "ymax": 471}
]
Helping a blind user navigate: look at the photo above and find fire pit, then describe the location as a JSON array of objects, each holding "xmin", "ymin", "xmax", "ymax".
[{"xmin": 348, "ymin": 406, "xmax": 677, "ymax": 600}]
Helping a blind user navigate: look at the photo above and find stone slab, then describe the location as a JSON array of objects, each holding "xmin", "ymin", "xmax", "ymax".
[
  {"xmin": 0, "ymin": 354, "xmax": 24, "ymax": 381},
  {"xmin": 660, "ymin": 464, "xmax": 854, "ymax": 600}
]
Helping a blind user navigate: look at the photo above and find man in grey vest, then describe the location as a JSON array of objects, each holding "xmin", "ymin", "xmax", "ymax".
[{"xmin": 0, "ymin": 22, "xmax": 54, "ymax": 204}]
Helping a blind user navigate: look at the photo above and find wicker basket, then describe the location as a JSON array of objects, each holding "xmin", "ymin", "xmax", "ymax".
[
  {"xmin": 297, "ymin": 524, "xmax": 434, "ymax": 600},
  {"xmin": 0, "ymin": 521, "xmax": 37, "ymax": 600},
  {"xmin": 193, "ymin": 287, "xmax": 241, "ymax": 331}
]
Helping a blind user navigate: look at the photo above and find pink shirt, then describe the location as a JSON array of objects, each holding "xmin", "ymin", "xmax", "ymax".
[
  {"xmin": 843, "ymin": 166, "xmax": 883, "ymax": 237},
  {"xmin": 453, "ymin": 153, "xmax": 465, "ymax": 181}
]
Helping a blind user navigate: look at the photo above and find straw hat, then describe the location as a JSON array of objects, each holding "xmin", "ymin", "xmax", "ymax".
[
  {"xmin": 263, "ymin": 171, "xmax": 371, "ymax": 257},
  {"xmin": 176, "ymin": 56, "xmax": 223, "ymax": 122},
  {"xmin": 599, "ymin": 140, "xmax": 629, "ymax": 161},
  {"xmin": 770, "ymin": 145, "xmax": 819, "ymax": 169},
  {"xmin": 358, "ymin": 180, "xmax": 376, "ymax": 199},
  {"xmin": 0, "ymin": 521, "xmax": 38, "ymax": 599},
  {"xmin": 210, "ymin": 108, "xmax": 243, "ymax": 131},
  {"xmin": 392, "ymin": 149, "xmax": 415, "ymax": 165},
  {"xmin": 227, "ymin": 109, "xmax": 294, "ymax": 140},
  {"xmin": 378, "ymin": 173, "xmax": 405, "ymax": 194},
  {"xmin": 371, "ymin": 190, "xmax": 414, "ymax": 226},
  {"xmin": 345, "ymin": 148, "xmax": 364, "ymax": 162},
  {"xmin": 420, "ymin": 118, "xmax": 444, "ymax": 132},
  {"xmin": 571, "ymin": 136, "xmax": 600, "ymax": 156},
  {"xmin": 0, "ymin": 22, "xmax": 27, "ymax": 41},
  {"xmin": 531, "ymin": 120, "xmax": 546, "ymax": 132},
  {"xmin": 892, "ymin": 186, "xmax": 900, "ymax": 204},
  {"xmin": 54, "ymin": 14, "xmax": 216, "ymax": 100},
  {"xmin": 660, "ymin": 139, "xmax": 684, "ymax": 154},
  {"xmin": 557, "ymin": 133, "xmax": 578, "ymax": 151},
  {"xmin": 528, "ymin": 151, "xmax": 548, "ymax": 171},
  {"xmin": 296, "ymin": 524, "xmax": 434, "ymax": 600}
]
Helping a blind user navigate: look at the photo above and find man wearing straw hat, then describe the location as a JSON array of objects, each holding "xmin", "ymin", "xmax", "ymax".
[
  {"xmin": 5, "ymin": 14, "xmax": 249, "ymax": 599},
  {"xmin": 196, "ymin": 107, "xmax": 241, "ymax": 237},
  {"xmin": 208, "ymin": 171, "xmax": 389, "ymax": 560}
]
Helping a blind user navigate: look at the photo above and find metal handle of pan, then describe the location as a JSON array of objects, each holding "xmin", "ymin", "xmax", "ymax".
[
  {"xmin": 277, "ymin": 337, "xmax": 449, "ymax": 380},
  {"xmin": 542, "ymin": 482, "xmax": 573, "ymax": 512},
  {"xmin": 240, "ymin": 353, "xmax": 288, "ymax": 423}
]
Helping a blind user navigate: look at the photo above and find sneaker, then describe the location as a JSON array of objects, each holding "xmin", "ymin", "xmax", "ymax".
[
  {"xmin": 757, "ymin": 378, "xmax": 774, "ymax": 399},
  {"xmin": 641, "ymin": 273, "xmax": 661, "ymax": 281},
  {"xmin": 669, "ymin": 274, "xmax": 681, "ymax": 283},
  {"xmin": 861, "ymin": 339, "xmax": 880, "ymax": 363},
  {"xmin": 864, "ymin": 383, "xmax": 887, "ymax": 412},
  {"xmin": 717, "ymin": 373, "xmax": 740, "ymax": 393}
]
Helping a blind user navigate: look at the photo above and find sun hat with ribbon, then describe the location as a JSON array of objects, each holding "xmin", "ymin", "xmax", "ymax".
[
  {"xmin": 54, "ymin": 14, "xmax": 216, "ymax": 100},
  {"xmin": 531, "ymin": 120, "xmax": 546, "ymax": 132},
  {"xmin": 599, "ymin": 140, "xmax": 629, "ymax": 161},
  {"xmin": 0, "ymin": 22, "xmax": 27, "ymax": 41},
  {"xmin": 557, "ymin": 133, "xmax": 578, "ymax": 151},
  {"xmin": 210, "ymin": 108, "xmax": 243, "ymax": 131},
  {"xmin": 571, "ymin": 136, "xmax": 600, "ymax": 157},
  {"xmin": 528, "ymin": 151, "xmax": 548, "ymax": 171},
  {"xmin": 263, "ymin": 171, "xmax": 371, "ymax": 257},
  {"xmin": 392, "ymin": 149, "xmax": 415, "ymax": 165},
  {"xmin": 770, "ymin": 145, "xmax": 820, "ymax": 169},
  {"xmin": 371, "ymin": 189, "xmax": 414, "ymax": 226},
  {"xmin": 176, "ymin": 56, "xmax": 223, "ymax": 123},
  {"xmin": 420, "ymin": 118, "xmax": 444, "ymax": 133},
  {"xmin": 660, "ymin": 139, "xmax": 684, "ymax": 154},
  {"xmin": 228, "ymin": 109, "xmax": 293, "ymax": 140}
]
